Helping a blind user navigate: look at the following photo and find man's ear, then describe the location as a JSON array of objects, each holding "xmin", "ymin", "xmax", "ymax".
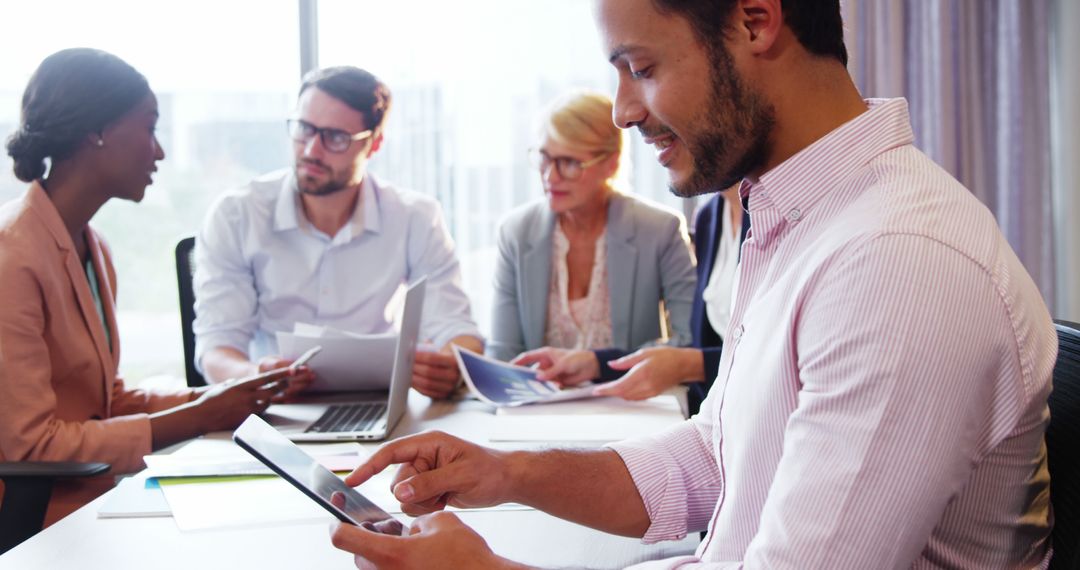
[
  {"xmin": 734, "ymin": 0, "xmax": 784, "ymax": 56},
  {"xmin": 367, "ymin": 131, "xmax": 384, "ymax": 157}
]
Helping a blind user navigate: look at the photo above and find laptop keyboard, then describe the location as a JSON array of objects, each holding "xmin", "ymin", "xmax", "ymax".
[{"xmin": 305, "ymin": 402, "xmax": 387, "ymax": 434}]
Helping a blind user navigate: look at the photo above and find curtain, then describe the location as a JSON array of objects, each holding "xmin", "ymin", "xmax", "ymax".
[{"xmin": 842, "ymin": 0, "xmax": 1056, "ymax": 310}]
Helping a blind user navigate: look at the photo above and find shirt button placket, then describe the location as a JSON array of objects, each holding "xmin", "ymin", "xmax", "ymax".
[{"xmin": 317, "ymin": 248, "xmax": 331, "ymax": 316}]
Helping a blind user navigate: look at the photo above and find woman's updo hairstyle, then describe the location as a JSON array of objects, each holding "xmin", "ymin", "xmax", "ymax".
[{"xmin": 5, "ymin": 48, "xmax": 150, "ymax": 182}]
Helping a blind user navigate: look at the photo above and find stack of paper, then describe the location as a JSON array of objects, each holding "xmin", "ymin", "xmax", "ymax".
[
  {"xmin": 96, "ymin": 439, "xmax": 368, "ymax": 528},
  {"xmin": 97, "ymin": 475, "xmax": 172, "ymax": 519},
  {"xmin": 277, "ymin": 323, "xmax": 396, "ymax": 391}
]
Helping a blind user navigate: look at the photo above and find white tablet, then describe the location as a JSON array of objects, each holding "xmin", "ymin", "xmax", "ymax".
[{"xmin": 232, "ymin": 414, "xmax": 402, "ymax": 533}]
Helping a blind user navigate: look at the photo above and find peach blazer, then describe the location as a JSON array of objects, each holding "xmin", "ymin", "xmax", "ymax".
[{"xmin": 0, "ymin": 183, "xmax": 193, "ymax": 525}]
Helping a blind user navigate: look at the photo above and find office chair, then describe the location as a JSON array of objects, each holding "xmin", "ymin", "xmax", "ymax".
[
  {"xmin": 175, "ymin": 236, "xmax": 206, "ymax": 387},
  {"xmin": 0, "ymin": 461, "xmax": 110, "ymax": 554},
  {"xmin": 1049, "ymin": 320, "xmax": 1080, "ymax": 570}
]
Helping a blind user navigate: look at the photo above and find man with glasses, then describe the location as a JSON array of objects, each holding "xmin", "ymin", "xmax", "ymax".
[{"xmin": 193, "ymin": 66, "xmax": 482, "ymax": 400}]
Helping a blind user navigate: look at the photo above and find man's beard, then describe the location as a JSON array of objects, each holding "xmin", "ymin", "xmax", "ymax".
[
  {"xmin": 295, "ymin": 162, "xmax": 351, "ymax": 196},
  {"xmin": 669, "ymin": 43, "xmax": 776, "ymax": 198}
]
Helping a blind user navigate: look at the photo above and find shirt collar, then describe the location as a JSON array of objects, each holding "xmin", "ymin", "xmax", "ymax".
[
  {"xmin": 743, "ymin": 97, "xmax": 915, "ymax": 235},
  {"xmin": 272, "ymin": 172, "xmax": 381, "ymax": 239}
]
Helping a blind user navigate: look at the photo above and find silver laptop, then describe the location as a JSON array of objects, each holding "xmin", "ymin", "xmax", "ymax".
[{"xmin": 264, "ymin": 277, "xmax": 425, "ymax": 442}]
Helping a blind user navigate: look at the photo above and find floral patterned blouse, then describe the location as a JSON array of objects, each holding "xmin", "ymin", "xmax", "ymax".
[{"xmin": 543, "ymin": 223, "xmax": 613, "ymax": 350}]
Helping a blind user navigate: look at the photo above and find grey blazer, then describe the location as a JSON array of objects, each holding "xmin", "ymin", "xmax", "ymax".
[{"xmin": 487, "ymin": 192, "xmax": 697, "ymax": 361}]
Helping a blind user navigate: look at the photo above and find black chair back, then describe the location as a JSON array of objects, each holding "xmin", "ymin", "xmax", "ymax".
[
  {"xmin": 0, "ymin": 462, "xmax": 109, "ymax": 554},
  {"xmin": 1050, "ymin": 320, "xmax": 1080, "ymax": 569},
  {"xmin": 175, "ymin": 236, "xmax": 206, "ymax": 387}
]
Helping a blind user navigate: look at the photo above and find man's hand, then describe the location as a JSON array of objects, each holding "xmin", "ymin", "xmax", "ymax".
[
  {"xmin": 412, "ymin": 335, "xmax": 483, "ymax": 400},
  {"xmin": 593, "ymin": 347, "xmax": 704, "ymax": 400},
  {"xmin": 411, "ymin": 350, "xmax": 460, "ymax": 399},
  {"xmin": 346, "ymin": 431, "xmax": 514, "ymax": 516},
  {"xmin": 512, "ymin": 347, "xmax": 600, "ymax": 386},
  {"xmin": 330, "ymin": 512, "xmax": 526, "ymax": 570},
  {"xmin": 255, "ymin": 355, "xmax": 315, "ymax": 403}
]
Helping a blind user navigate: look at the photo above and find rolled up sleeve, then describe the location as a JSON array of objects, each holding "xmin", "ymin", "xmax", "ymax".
[{"xmin": 607, "ymin": 415, "xmax": 721, "ymax": 543}]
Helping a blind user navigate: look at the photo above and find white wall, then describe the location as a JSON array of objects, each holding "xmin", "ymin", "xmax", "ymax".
[{"xmin": 1052, "ymin": 0, "xmax": 1080, "ymax": 321}]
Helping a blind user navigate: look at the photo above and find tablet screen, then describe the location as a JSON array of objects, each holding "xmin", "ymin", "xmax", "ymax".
[{"xmin": 233, "ymin": 414, "xmax": 401, "ymax": 532}]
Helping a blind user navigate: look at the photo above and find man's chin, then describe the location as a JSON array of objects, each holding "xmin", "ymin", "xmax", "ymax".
[
  {"xmin": 298, "ymin": 180, "xmax": 347, "ymax": 197},
  {"xmin": 667, "ymin": 169, "xmax": 715, "ymax": 198}
]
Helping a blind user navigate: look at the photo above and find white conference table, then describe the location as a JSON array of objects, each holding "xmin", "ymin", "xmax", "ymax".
[{"xmin": 0, "ymin": 391, "xmax": 699, "ymax": 569}]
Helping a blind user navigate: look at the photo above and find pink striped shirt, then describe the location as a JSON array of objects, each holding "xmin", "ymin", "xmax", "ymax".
[{"xmin": 609, "ymin": 98, "xmax": 1056, "ymax": 569}]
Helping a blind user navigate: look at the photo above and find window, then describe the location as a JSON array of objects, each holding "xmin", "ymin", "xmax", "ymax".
[
  {"xmin": 0, "ymin": 1, "xmax": 689, "ymax": 381},
  {"xmin": 0, "ymin": 0, "xmax": 299, "ymax": 380},
  {"xmin": 318, "ymin": 0, "xmax": 687, "ymax": 335}
]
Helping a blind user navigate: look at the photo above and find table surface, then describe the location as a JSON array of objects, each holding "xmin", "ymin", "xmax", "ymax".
[{"xmin": 0, "ymin": 391, "xmax": 699, "ymax": 569}]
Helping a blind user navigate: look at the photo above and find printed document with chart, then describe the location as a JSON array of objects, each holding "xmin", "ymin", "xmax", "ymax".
[{"xmin": 453, "ymin": 346, "xmax": 597, "ymax": 406}]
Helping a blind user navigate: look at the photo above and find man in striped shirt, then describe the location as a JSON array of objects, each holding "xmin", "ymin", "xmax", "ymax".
[{"xmin": 329, "ymin": 0, "xmax": 1057, "ymax": 568}]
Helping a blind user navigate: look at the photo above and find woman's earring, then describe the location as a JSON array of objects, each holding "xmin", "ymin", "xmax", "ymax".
[{"xmin": 95, "ymin": 138, "xmax": 105, "ymax": 147}]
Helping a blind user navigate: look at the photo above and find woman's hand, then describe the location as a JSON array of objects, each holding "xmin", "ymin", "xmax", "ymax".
[
  {"xmin": 512, "ymin": 347, "xmax": 600, "ymax": 386},
  {"xmin": 592, "ymin": 347, "xmax": 704, "ymax": 400}
]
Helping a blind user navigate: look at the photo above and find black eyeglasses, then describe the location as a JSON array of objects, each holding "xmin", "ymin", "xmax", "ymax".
[
  {"xmin": 287, "ymin": 119, "xmax": 373, "ymax": 153},
  {"xmin": 528, "ymin": 148, "xmax": 609, "ymax": 181}
]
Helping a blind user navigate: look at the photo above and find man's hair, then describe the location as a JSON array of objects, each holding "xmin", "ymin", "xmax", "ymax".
[
  {"xmin": 299, "ymin": 66, "xmax": 393, "ymax": 132},
  {"xmin": 5, "ymin": 48, "xmax": 151, "ymax": 182},
  {"xmin": 651, "ymin": 0, "xmax": 848, "ymax": 66}
]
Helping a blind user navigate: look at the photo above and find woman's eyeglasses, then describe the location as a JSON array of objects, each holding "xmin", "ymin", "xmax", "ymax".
[
  {"xmin": 528, "ymin": 149, "xmax": 609, "ymax": 180},
  {"xmin": 287, "ymin": 119, "xmax": 373, "ymax": 153}
]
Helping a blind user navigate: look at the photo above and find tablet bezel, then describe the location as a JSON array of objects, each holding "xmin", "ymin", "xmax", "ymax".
[{"xmin": 232, "ymin": 414, "xmax": 400, "ymax": 527}]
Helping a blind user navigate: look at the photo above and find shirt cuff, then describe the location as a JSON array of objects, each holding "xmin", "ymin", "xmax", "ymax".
[{"xmin": 606, "ymin": 423, "xmax": 721, "ymax": 543}]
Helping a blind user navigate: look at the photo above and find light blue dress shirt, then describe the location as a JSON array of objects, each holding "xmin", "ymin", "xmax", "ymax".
[{"xmin": 192, "ymin": 169, "xmax": 480, "ymax": 370}]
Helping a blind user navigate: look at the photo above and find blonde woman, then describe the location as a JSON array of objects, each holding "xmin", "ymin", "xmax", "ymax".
[{"xmin": 488, "ymin": 91, "xmax": 695, "ymax": 363}]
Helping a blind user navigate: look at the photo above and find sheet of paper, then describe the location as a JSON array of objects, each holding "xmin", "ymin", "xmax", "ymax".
[
  {"xmin": 278, "ymin": 328, "xmax": 396, "ymax": 392},
  {"xmin": 157, "ymin": 438, "xmax": 375, "ymax": 531},
  {"xmin": 490, "ymin": 395, "xmax": 686, "ymax": 443},
  {"xmin": 159, "ymin": 475, "xmax": 331, "ymax": 531},
  {"xmin": 97, "ymin": 475, "xmax": 171, "ymax": 519},
  {"xmin": 454, "ymin": 346, "xmax": 596, "ymax": 406}
]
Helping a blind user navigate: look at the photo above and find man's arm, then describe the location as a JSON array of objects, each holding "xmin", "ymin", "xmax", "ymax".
[
  {"xmin": 201, "ymin": 346, "xmax": 258, "ymax": 383},
  {"xmin": 191, "ymin": 194, "xmax": 315, "ymax": 398},
  {"xmin": 665, "ymin": 236, "xmax": 1045, "ymax": 569},
  {"xmin": 192, "ymin": 195, "xmax": 259, "ymax": 380},
  {"xmin": 405, "ymin": 197, "xmax": 482, "ymax": 351},
  {"xmin": 346, "ymin": 431, "xmax": 651, "ymax": 537}
]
